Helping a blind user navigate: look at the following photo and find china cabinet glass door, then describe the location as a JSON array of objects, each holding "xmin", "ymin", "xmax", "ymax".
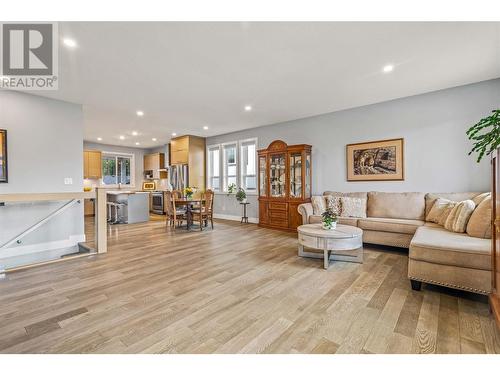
[
  {"xmin": 305, "ymin": 152, "xmax": 311, "ymax": 198},
  {"xmin": 289, "ymin": 152, "xmax": 302, "ymax": 198},
  {"xmin": 270, "ymin": 153, "xmax": 286, "ymax": 197},
  {"xmin": 259, "ymin": 156, "xmax": 267, "ymax": 197}
]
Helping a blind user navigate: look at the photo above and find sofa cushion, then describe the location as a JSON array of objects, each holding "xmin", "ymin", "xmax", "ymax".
[
  {"xmin": 311, "ymin": 196, "xmax": 326, "ymax": 215},
  {"xmin": 367, "ymin": 192, "xmax": 425, "ymax": 220},
  {"xmin": 409, "ymin": 226, "xmax": 491, "ymax": 270},
  {"xmin": 323, "ymin": 191, "xmax": 367, "ymax": 200},
  {"xmin": 425, "ymin": 192, "xmax": 481, "ymax": 218},
  {"xmin": 308, "ymin": 215, "xmax": 358, "ymax": 227},
  {"xmin": 444, "ymin": 200, "xmax": 475, "ymax": 233},
  {"xmin": 340, "ymin": 197, "xmax": 367, "ymax": 218},
  {"xmin": 325, "ymin": 195, "xmax": 342, "ymax": 215},
  {"xmin": 357, "ymin": 217, "xmax": 425, "ymax": 235},
  {"xmin": 472, "ymin": 192, "xmax": 491, "ymax": 206},
  {"xmin": 426, "ymin": 198, "xmax": 455, "ymax": 223},
  {"xmin": 467, "ymin": 196, "xmax": 492, "ymax": 239}
]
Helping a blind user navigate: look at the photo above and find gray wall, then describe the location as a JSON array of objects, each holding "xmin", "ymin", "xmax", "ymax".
[
  {"xmin": 0, "ymin": 91, "xmax": 84, "ymax": 194},
  {"xmin": 0, "ymin": 91, "xmax": 85, "ymax": 267},
  {"xmin": 84, "ymin": 141, "xmax": 146, "ymax": 189},
  {"xmin": 207, "ymin": 79, "xmax": 500, "ymax": 219}
]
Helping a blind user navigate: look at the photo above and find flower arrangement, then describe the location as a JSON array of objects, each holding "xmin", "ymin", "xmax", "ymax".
[
  {"xmin": 184, "ymin": 186, "xmax": 196, "ymax": 199},
  {"xmin": 321, "ymin": 208, "xmax": 338, "ymax": 230},
  {"xmin": 235, "ymin": 188, "xmax": 247, "ymax": 203}
]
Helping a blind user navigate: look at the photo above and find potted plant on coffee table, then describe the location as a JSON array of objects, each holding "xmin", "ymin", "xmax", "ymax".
[{"xmin": 321, "ymin": 208, "xmax": 338, "ymax": 230}]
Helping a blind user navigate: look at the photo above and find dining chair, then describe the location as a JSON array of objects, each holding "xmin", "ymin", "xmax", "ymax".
[
  {"xmin": 172, "ymin": 190, "xmax": 187, "ymax": 227},
  {"xmin": 192, "ymin": 189, "xmax": 214, "ymax": 230},
  {"xmin": 164, "ymin": 191, "xmax": 175, "ymax": 227}
]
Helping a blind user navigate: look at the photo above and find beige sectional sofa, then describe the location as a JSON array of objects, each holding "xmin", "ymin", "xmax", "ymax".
[{"xmin": 297, "ymin": 191, "xmax": 492, "ymax": 295}]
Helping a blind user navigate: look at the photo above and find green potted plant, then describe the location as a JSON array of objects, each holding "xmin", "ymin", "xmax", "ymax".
[
  {"xmin": 321, "ymin": 208, "xmax": 338, "ymax": 230},
  {"xmin": 235, "ymin": 188, "xmax": 247, "ymax": 203},
  {"xmin": 466, "ymin": 109, "xmax": 500, "ymax": 162},
  {"xmin": 227, "ymin": 183, "xmax": 237, "ymax": 195}
]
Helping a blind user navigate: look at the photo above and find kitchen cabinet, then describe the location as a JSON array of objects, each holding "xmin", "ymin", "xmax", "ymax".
[
  {"xmin": 84, "ymin": 150, "xmax": 102, "ymax": 179},
  {"xmin": 170, "ymin": 136, "xmax": 189, "ymax": 164},
  {"xmin": 143, "ymin": 152, "xmax": 167, "ymax": 179},
  {"xmin": 170, "ymin": 135, "xmax": 206, "ymax": 191},
  {"xmin": 84, "ymin": 198, "xmax": 95, "ymax": 216}
]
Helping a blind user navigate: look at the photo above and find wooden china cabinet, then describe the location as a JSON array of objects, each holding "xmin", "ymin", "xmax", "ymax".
[
  {"xmin": 491, "ymin": 148, "xmax": 500, "ymax": 329},
  {"xmin": 258, "ymin": 140, "xmax": 312, "ymax": 231}
]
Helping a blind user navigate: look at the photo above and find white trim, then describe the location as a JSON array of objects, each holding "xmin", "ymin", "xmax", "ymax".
[
  {"xmin": 0, "ymin": 234, "xmax": 86, "ymax": 259},
  {"xmin": 101, "ymin": 151, "xmax": 136, "ymax": 188},
  {"xmin": 213, "ymin": 213, "xmax": 259, "ymax": 224},
  {"xmin": 206, "ymin": 137, "xmax": 258, "ymax": 194}
]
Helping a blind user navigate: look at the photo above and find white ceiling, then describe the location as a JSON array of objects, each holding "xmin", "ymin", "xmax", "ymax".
[{"xmin": 32, "ymin": 22, "xmax": 500, "ymax": 149}]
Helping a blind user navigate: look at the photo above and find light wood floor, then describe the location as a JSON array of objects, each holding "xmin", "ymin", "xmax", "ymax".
[{"xmin": 0, "ymin": 217, "xmax": 499, "ymax": 354}]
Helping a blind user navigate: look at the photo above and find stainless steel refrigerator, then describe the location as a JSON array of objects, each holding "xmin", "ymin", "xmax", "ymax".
[{"xmin": 169, "ymin": 164, "xmax": 189, "ymax": 192}]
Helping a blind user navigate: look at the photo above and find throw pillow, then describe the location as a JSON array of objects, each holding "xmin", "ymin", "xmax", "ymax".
[
  {"xmin": 438, "ymin": 201, "xmax": 459, "ymax": 226},
  {"xmin": 325, "ymin": 195, "xmax": 342, "ymax": 216},
  {"xmin": 340, "ymin": 197, "xmax": 367, "ymax": 218},
  {"xmin": 311, "ymin": 196, "xmax": 326, "ymax": 215},
  {"xmin": 444, "ymin": 199, "xmax": 476, "ymax": 233},
  {"xmin": 466, "ymin": 196, "xmax": 492, "ymax": 239},
  {"xmin": 426, "ymin": 198, "xmax": 455, "ymax": 224},
  {"xmin": 472, "ymin": 192, "xmax": 491, "ymax": 206}
]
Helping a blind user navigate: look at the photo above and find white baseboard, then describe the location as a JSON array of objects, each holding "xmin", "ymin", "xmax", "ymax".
[
  {"xmin": 0, "ymin": 234, "xmax": 86, "ymax": 259},
  {"xmin": 213, "ymin": 213, "xmax": 259, "ymax": 224}
]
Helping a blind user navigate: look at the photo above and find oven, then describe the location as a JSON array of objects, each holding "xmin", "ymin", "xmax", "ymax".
[{"xmin": 151, "ymin": 192, "xmax": 164, "ymax": 214}]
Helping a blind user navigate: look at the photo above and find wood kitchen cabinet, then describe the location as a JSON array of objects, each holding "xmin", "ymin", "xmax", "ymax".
[
  {"xmin": 84, "ymin": 198, "xmax": 95, "ymax": 216},
  {"xmin": 83, "ymin": 150, "xmax": 102, "ymax": 179},
  {"xmin": 170, "ymin": 135, "xmax": 206, "ymax": 191},
  {"xmin": 143, "ymin": 152, "xmax": 167, "ymax": 179}
]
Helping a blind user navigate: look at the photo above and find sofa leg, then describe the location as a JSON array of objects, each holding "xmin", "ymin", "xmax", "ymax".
[{"xmin": 410, "ymin": 280, "xmax": 422, "ymax": 291}]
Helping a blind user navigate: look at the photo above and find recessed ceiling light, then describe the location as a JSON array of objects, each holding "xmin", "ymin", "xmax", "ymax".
[
  {"xmin": 119, "ymin": 135, "xmax": 125, "ymax": 140},
  {"xmin": 152, "ymin": 138, "xmax": 157, "ymax": 141},
  {"xmin": 172, "ymin": 132, "xmax": 177, "ymax": 136},
  {"xmin": 203, "ymin": 126, "xmax": 209, "ymax": 130},
  {"xmin": 135, "ymin": 142, "xmax": 140, "ymax": 146},
  {"xmin": 132, "ymin": 131, "xmax": 138, "ymax": 136},
  {"xmin": 97, "ymin": 137, "xmax": 102, "ymax": 141},
  {"xmin": 383, "ymin": 64, "xmax": 394, "ymax": 73},
  {"xmin": 63, "ymin": 38, "xmax": 77, "ymax": 48},
  {"xmin": 136, "ymin": 110, "xmax": 144, "ymax": 117},
  {"xmin": 244, "ymin": 105, "xmax": 252, "ymax": 111}
]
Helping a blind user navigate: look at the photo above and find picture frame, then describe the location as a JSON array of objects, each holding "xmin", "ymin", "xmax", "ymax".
[
  {"xmin": 346, "ymin": 138, "xmax": 404, "ymax": 181},
  {"xmin": 0, "ymin": 129, "xmax": 7, "ymax": 183}
]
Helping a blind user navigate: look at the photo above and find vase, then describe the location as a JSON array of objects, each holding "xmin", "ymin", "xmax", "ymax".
[
  {"xmin": 186, "ymin": 194, "xmax": 193, "ymax": 200},
  {"xmin": 322, "ymin": 221, "xmax": 337, "ymax": 230}
]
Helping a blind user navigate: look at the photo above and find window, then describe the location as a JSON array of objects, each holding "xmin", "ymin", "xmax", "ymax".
[
  {"xmin": 206, "ymin": 138, "xmax": 258, "ymax": 193},
  {"xmin": 240, "ymin": 139, "xmax": 257, "ymax": 191},
  {"xmin": 207, "ymin": 146, "xmax": 220, "ymax": 191},
  {"xmin": 101, "ymin": 152, "xmax": 133, "ymax": 186},
  {"xmin": 223, "ymin": 143, "xmax": 237, "ymax": 191}
]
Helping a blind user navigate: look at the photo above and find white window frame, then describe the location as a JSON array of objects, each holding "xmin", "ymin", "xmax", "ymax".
[
  {"xmin": 222, "ymin": 141, "xmax": 238, "ymax": 193},
  {"xmin": 207, "ymin": 145, "xmax": 221, "ymax": 192},
  {"xmin": 239, "ymin": 138, "xmax": 258, "ymax": 193},
  {"xmin": 206, "ymin": 138, "xmax": 258, "ymax": 195},
  {"xmin": 100, "ymin": 151, "xmax": 136, "ymax": 188}
]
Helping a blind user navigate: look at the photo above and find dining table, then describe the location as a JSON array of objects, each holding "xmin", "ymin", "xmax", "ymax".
[{"xmin": 174, "ymin": 198, "xmax": 205, "ymax": 230}]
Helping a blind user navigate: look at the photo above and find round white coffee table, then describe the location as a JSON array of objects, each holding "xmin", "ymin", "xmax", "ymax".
[{"xmin": 297, "ymin": 224, "xmax": 363, "ymax": 269}]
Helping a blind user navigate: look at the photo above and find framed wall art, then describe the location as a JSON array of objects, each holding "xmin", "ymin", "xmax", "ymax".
[
  {"xmin": 0, "ymin": 129, "xmax": 7, "ymax": 183},
  {"xmin": 346, "ymin": 138, "xmax": 404, "ymax": 181}
]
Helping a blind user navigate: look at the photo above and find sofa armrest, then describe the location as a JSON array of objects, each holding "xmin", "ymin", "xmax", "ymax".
[{"xmin": 298, "ymin": 203, "xmax": 314, "ymax": 225}]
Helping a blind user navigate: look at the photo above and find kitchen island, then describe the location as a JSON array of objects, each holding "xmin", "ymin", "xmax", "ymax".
[{"xmin": 106, "ymin": 191, "xmax": 149, "ymax": 224}]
